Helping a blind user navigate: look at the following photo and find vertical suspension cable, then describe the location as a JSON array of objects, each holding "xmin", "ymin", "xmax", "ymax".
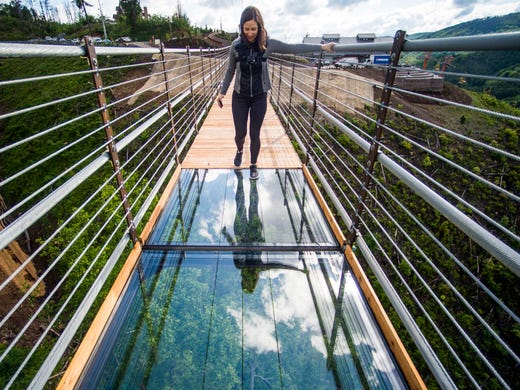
[
  {"xmin": 160, "ymin": 43, "xmax": 180, "ymax": 165},
  {"xmin": 241, "ymin": 287, "xmax": 245, "ymax": 390},
  {"xmin": 268, "ymin": 271, "xmax": 284, "ymax": 389},
  {"xmin": 201, "ymin": 253, "xmax": 220, "ymax": 389}
]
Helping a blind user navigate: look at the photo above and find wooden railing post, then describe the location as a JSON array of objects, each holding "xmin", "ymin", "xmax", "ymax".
[
  {"xmin": 83, "ymin": 36, "xmax": 137, "ymax": 243},
  {"xmin": 346, "ymin": 30, "xmax": 407, "ymax": 245}
]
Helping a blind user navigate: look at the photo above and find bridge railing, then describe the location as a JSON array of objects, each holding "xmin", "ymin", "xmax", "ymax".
[
  {"xmin": 269, "ymin": 30, "xmax": 519, "ymax": 389},
  {"xmin": 0, "ymin": 39, "xmax": 228, "ymax": 388},
  {"xmin": 0, "ymin": 30, "xmax": 519, "ymax": 389}
]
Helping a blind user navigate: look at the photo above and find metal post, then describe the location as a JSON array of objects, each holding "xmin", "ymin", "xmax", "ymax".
[
  {"xmin": 199, "ymin": 47, "xmax": 206, "ymax": 90},
  {"xmin": 209, "ymin": 48, "xmax": 214, "ymax": 91},
  {"xmin": 270, "ymin": 56, "xmax": 276, "ymax": 88},
  {"xmin": 306, "ymin": 51, "xmax": 324, "ymax": 163},
  {"xmin": 160, "ymin": 43, "xmax": 180, "ymax": 165},
  {"xmin": 346, "ymin": 30, "xmax": 407, "ymax": 245},
  {"xmin": 288, "ymin": 62, "xmax": 296, "ymax": 109},
  {"xmin": 186, "ymin": 45, "xmax": 197, "ymax": 133},
  {"xmin": 285, "ymin": 61, "xmax": 296, "ymax": 131},
  {"xmin": 311, "ymin": 51, "xmax": 323, "ymax": 124},
  {"xmin": 83, "ymin": 36, "xmax": 138, "ymax": 243},
  {"xmin": 97, "ymin": 0, "xmax": 108, "ymax": 41},
  {"xmin": 186, "ymin": 45, "xmax": 194, "ymax": 96},
  {"xmin": 276, "ymin": 60, "xmax": 283, "ymax": 106}
]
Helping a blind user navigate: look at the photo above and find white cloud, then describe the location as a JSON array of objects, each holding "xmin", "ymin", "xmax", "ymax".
[
  {"xmin": 226, "ymin": 270, "xmax": 325, "ymax": 356},
  {"xmin": 227, "ymin": 307, "xmax": 279, "ymax": 353},
  {"xmin": 11, "ymin": 0, "xmax": 519, "ymax": 42}
]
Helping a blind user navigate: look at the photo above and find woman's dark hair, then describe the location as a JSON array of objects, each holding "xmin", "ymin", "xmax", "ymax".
[{"xmin": 239, "ymin": 6, "xmax": 267, "ymax": 51}]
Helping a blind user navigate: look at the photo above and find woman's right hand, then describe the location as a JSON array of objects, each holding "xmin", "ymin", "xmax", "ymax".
[{"xmin": 217, "ymin": 94, "xmax": 225, "ymax": 108}]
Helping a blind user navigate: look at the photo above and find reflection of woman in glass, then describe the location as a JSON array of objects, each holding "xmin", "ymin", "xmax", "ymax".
[{"xmin": 222, "ymin": 170, "xmax": 264, "ymax": 293}]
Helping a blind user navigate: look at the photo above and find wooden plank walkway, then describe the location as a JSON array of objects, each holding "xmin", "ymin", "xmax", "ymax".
[{"xmin": 181, "ymin": 93, "xmax": 302, "ymax": 169}]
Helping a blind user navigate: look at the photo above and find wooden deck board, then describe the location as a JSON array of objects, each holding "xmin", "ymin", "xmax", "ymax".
[{"xmin": 182, "ymin": 93, "xmax": 302, "ymax": 169}]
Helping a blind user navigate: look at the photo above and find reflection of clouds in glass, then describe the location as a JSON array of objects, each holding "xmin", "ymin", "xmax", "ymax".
[
  {"xmin": 221, "ymin": 196, "xmax": 235, "ymax": 232},
  {"xmin": 258, "ymin": 176, "xmax": 297, "ymax": 244},
  {"xmin": 204, "ymin": 169, "xmax": 225, "ymax": 183},
  {"xmin": 227, "ymin": 269, "xmax": 327, "ymax": 358},
  {"xmin": 192, "ymin": 170, "xmax": 229, "ymax": 242},
  {"xmin": 341, "ymin": 271, "xmax": 402, "ymax": 382},
  {"xmin": 257, "ymin": 174, "xmax": 279, "ymax": 218},
  {"xmin": 313, "ymin": 253, "xmax": 343, "ymax": 296},
  {"xmin": 264, "ymin": 271, "xmax": 324, "ymax": 351},
  {"xmin": 310, "ymin": 334, "xmax": 328, "ymax": 358},
  {"xmin": 227, "ymin": 308, "xmax": 278, "ymax": 354},
  {"xmin": 264, "ymin": 271, "xmax": 318, "ymax": 330},
  {"xmin": 221, "ymin": 179, "xmax": 247, "ymax": 239},
  {"xmin": 197, "ymin": 198, "xmax": 225, "ymax": 242}
]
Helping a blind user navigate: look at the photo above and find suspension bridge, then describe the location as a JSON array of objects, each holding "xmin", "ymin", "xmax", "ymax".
[{"xmin": 0, "ymin": 30, "xmax": 519, "ymax": 389}]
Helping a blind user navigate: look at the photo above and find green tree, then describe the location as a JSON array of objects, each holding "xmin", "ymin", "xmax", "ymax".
[
  {"xmin": 119, "ymin": 0, "xmax": 142, "ymax": 37},
  {"xmin": 0, "ymin": 0, "xmax": 33, "ymax": 20},
  {"xmin": 73, "ymin": 0, "xmax": 93, "ymax": 34},
  {"xmin": 0, "ymin": 0, "xmax": 38, "ymax": 38},
  {"xmin": 170, "ymin": 13, "xmax": 191, "ymax": 39}
]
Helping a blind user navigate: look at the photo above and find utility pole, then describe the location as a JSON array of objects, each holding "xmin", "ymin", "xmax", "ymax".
[{"xmin": 98, "ymin": 0, "xmax": 108, "ymax": 41}]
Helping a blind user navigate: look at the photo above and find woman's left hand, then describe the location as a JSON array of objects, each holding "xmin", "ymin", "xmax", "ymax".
[
  {"xmin": 321, "ymin": 42, "xmax": 336, "ymax": 52},
  {"xmin": 216, "ymin": 94, "xmax": 225, "ymax": 108}
]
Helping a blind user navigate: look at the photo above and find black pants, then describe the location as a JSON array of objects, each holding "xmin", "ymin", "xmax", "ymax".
[{"xmin": 232, "ymin": 91, "xmax": 267, "ymax": 165}]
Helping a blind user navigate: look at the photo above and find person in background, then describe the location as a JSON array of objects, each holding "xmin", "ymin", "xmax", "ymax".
[{"xmin": 216, "ymin": 6, "xmax": 335, "ymax": 180}]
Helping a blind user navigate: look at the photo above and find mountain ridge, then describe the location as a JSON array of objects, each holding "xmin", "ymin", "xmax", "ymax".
[{"xmin": 408, "ymin": 12, "xmax": 520, "ymax": 39}]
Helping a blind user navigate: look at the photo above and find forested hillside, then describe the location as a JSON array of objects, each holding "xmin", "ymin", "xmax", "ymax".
[
  {"xmin": 0, "ymin": 0, "xmax": 230, "ymax": 44},
  {"xmin": 404, "ymin": 12, "xmax": 520, "ymax": 107},
  {"xmin": 410, "ymin": 12, "xmax": 520, "ymax": 39}
]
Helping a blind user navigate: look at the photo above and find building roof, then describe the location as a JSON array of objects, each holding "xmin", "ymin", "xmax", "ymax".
[
  {"xmin": 301, "ymin": 33, "xmax": 394, "ymax": 58},
  {"xmin": 356, "ymin": 33, "xmax": 376, "ymax": 41},
  {"xmin": 323, "ymin": 33, "xmax": 341, "ymax": 39},
  {"xmin": 302, "ymin": 33, "xmax": 393, "ymax": 45}
]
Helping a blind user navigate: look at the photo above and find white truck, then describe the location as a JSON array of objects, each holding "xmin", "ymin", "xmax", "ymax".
[{"xmin": 368, "ymin": 54, "xmax": 391, "ymax": 65}]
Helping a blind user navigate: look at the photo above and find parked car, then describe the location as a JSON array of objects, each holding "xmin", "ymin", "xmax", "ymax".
[
  {"xmin": 310, "ymin": 58, "xmax": 332, "ymax": 67},
  {"xmin": 334, "ymin": 57, "xmax": 359, "ymax": 69},
  {"xmin": 116, "ymin": 36, "xmax": 132, "ymax": 43}
]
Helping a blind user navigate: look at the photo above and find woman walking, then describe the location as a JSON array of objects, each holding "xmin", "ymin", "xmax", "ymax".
[{"xmin": 216, "ymin": 6, "xmax": 335, "ymax": 179}]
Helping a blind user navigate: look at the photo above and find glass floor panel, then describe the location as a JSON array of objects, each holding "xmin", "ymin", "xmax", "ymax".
[
  {"xmin": 147, "ymin": 169, "xmax": 337, "ymax": 248},
  {"xmin": 80, "ymin": 169, "xmax": 407, "ymax": 389}
]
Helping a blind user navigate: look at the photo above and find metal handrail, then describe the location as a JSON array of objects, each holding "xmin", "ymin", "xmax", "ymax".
[
  {"xmin": 289, "ymin": 78, "xmax": 519, "ymax": 266},
  {"xmin": 333, "ymin": 30, "xmax": 520, "ymax": 52},
  {"xmin": 1, "ymin": 30, "xmax": 518, "ymax": 59},
  {"xmin": 273, "ymin": 58, "xmax": 520, "ymax": 276},
  {"xmin": 0, "ymin": 42, "xmax": 229, "ymax": 388},
  {"xmin": 268, "ymin": 30, "xmax": 519, "ymax": 388}
]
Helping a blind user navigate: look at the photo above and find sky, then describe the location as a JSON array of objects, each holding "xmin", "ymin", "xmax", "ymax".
[{"xmin": 5, "ymin": 0, "xmax": 520, "ymax": 42}]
